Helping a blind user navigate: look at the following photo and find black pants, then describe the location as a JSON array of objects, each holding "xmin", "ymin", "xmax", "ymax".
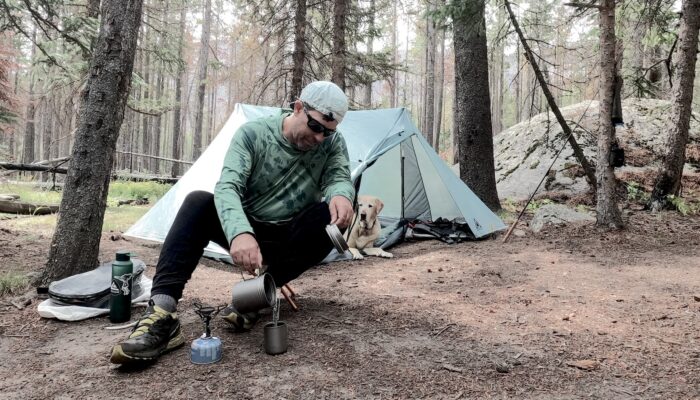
[{"xmin": 151, "ymin": 190, "xmax": 334, "ymax": 300}]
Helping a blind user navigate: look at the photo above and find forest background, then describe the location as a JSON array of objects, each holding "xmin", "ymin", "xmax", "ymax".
[{"xmin": 1, "ymin": 0, "xmax": 697, "ymax": 178}]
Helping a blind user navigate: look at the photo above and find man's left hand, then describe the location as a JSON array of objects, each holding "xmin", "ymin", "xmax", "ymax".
[{"xmin": 329, "ymin": 195, "xmax": 353, "ymax": 229}]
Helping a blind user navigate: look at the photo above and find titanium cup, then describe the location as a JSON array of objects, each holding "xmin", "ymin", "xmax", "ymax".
[
  {"xmin": 264, "ymin": 321, "xmax": 288, "ymax": 355},
  {"xmin": 325, "ymin": 224, "xmax": 349, "ymax": 253},
  {"xmin": 231, "ymin": 273, "xmax": 276, "ymax": 314}
]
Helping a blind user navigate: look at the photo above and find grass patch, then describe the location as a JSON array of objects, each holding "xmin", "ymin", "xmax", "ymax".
[
  {"xmin": 0, "ymin": 182, "xmax": 62, "ymax": 205},
  {"xmin": 103, "ymin": 206, "xmax": 150, "ymax": 232},
  {"xmin": 0, "ymin": 180, "xmax": 169, "ymax": 232},
  {"xmin": 107, "ymin": 180, "xmax": 171, "ymax": 207},
  {"xmin": 0, "ymin": 272, "xmax": 30, "ymax": 297}
]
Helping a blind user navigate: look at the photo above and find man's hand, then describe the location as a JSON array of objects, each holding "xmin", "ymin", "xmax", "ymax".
[
  {"xmin": 230, "ymin": 233, "xmax": 262, "ymax": 275},
  {"xmin": 329, "ymin": 195, "xmax": 353, "ymax": 229}
]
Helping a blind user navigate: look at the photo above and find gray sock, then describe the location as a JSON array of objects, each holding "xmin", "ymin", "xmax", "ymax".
[{"xmin": 151, "ymin": 294, "xmax": 177, "ymax": 313}]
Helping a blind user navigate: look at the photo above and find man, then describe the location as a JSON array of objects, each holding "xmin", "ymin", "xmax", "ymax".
[{"xmin": 110, "ymin": 81, "xmax": 355, "ymax": 364}]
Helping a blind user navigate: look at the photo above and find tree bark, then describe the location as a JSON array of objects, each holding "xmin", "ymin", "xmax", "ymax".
[
  {"xmin": 454, "ymin": 0, "xmax": 500, "ymax": 211},
  {"xmin": 505, "ymin": 0, "xmax": 597, "ymax": 188},
  {"xmin": 649, "ymin": 0, "xmax": 700, "ymax": 209},
  {"xmin": 595, "ymin": 0, "xmax": 623, "ymax": 228},
  {"xmin": 171, "ymin": 1, "xmax": 186, "ymax": 178},
  {"xmin": 39, "ymin": 0, "xmax": 145, "ymax": 287},
  {"xmin": 290, "ymin": 0, "xmax": 307, "ymax": 101},
  {"xmin": 424, "ymin": 4, "xmax": 436, "ymax": 148},
  {"xmin": 389, "ymin": 0, "xmax": 398, "ymax": 108},
  {"xmin": 433, "ymin": 27, "xmax": 445, "ymax": 151},
  {"xmin": 22, "ymin": 29, "xmax": 37, "ymax": 165},
  {"xmin": 152, "ymin": 0, "xmax": 168, "ymax": 174},
  {"xmin": 193, "ymin": 0, "xmax": 212, "ymax": 160},
  {"xmin": 331, "ymin": 0, "xmax": 347, "ymax": 90},
  {"xmin": 363, "ymin": 0, "xmax": 375, "ymax": 108},
  {"xmin": 140, "ymin": 19, "xmax": 151, "ymax": 172}
]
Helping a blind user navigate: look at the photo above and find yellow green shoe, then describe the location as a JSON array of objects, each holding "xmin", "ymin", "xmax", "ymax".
[
  {"xmin": 110, "ymin": 300, "xmax": 185, "ymax": 364},
  {"xmin": 220, "ymin": 305, "xmax": 260, "ymax": 332}
]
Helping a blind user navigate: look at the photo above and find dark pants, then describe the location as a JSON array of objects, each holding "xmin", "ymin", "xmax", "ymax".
[{"xmin": 151, "ymin": 190, "xmax": 333, "ymax": 300}]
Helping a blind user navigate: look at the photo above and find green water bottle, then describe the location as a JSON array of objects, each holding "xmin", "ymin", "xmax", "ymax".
[{"xmin": 109, "ymin": 250, "xmax": 133, "ymax": 323}]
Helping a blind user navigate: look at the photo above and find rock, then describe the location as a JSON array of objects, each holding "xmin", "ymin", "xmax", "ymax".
[
  {"xmin": 493, "ymin": 98, "xmax": 700, "ymax": 200},
  {"xmin": 495, "ymin": 363, "xmax": 510, "ymax": 373},
  {"xmin": 530, "ymin": 204, "xmax": 595, "ymax": 233},
  {"xmin": 514, "ymin": 229, "xmax": 526, "ymax": 237}
]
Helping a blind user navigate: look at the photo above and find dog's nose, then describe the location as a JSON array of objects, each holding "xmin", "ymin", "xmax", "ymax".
[{"xmin": 360, "ymin": 212, "xmax": 367, "ymax": 221}]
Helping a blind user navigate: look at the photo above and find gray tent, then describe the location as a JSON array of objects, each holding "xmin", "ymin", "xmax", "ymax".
[{"xmin": 125, "ymin": 104, "xmax": 505, "ymax": 257}]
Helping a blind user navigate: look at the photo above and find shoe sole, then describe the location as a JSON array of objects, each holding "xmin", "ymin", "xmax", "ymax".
[{"xmin": 109, "ymin": 332, "xmax": 185, "ymax": 364}]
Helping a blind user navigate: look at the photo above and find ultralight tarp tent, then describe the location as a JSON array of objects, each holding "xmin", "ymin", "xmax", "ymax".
[{"xmin": 125, "ymin": 104, "xmax": 506, "ymax": 258}]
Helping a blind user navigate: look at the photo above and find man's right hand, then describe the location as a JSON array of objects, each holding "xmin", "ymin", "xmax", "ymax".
[{"xmin": 230, "ymin": 233, "xmax": 262, "ymax": 275}]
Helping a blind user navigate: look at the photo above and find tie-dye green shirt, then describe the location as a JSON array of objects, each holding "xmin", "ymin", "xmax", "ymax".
[{"xmin": 214, "ymin": 110, "xmax": 355, "ymax": 245}]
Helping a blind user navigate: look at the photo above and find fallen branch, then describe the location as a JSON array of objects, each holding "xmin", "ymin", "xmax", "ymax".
[{"xmin": 433, "ymin": 323, "xmax": 455, "ymax": 337}]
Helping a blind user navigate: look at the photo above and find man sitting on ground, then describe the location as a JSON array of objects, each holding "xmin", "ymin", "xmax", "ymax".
[{"xmin": 110, "ymin": 81, "xmax": 355, "ymax": 364}]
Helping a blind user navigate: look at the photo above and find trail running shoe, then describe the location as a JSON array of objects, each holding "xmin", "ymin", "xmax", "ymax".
[
  {"xmin": 109, "ymin": 301, "xmax": 185, "ymax": 364},
  {"xmin": 220, "ymin": 305, "xmax": 260, "ymax": 332}
]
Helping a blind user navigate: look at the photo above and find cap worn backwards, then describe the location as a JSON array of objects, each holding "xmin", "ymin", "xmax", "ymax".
[{"xmin": 299, "ymin": 81, "xmax": 349, "ymax": 123}]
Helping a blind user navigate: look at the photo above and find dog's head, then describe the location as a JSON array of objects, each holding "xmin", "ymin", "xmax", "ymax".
[{"xmin": 357, "ymin": 195, "xmax": 383, "ymax": 229}]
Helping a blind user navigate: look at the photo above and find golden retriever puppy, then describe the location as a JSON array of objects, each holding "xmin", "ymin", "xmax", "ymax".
[{"xmin": 345, "ymin": 195, "xmax": 393, "ymax": 260}]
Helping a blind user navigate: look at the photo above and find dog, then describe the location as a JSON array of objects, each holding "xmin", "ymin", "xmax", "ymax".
[{"xmin": 344, "ymin": 195, "xmax": 393, "ymax": 260}]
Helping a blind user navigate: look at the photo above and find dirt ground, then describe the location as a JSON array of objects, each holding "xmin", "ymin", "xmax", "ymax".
[{"xmin": 1, "ymin": 210, "xmax": 699, "ymax": 399}]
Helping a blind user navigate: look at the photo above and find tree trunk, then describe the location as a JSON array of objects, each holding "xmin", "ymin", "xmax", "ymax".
[
  {"xmin": 193, "ymin": 0, "xmax": 212, "ymax": 160},
  {"xmin": 152, "ymin": 0, "xmax": 168, "ymax": 174},
  {"xmin": 433, "ymin": 27, "xmax": 445, "ymax": 151},
  {"xmin": 454, "ymin": 0, "xmax": 500, "ymax": 211},
  {"xmin": 22, "ymin": 29, "xmax": 37, "ymax": 165},
  {"xmin": 424, "ymin": 5, "xmax": 436, "ymax": 148},
  {"xmin": 290, "ymin": 0, "xmax": 307, "ymax": 101},
  {"xmin": 649, "ymin": 0, "xmax": 700, "ymax": 209},
  {"xmin": 595, "ymin": 0, "xmax": 623, "ymax": 228},
  {"xmin": 171, "ymin": 1, "xmax": 186, "ymax": 178},
  {"xmin": 39, "ymin": 0, "xmax": 145, "ymax": 287},
  {"xmin": 331, "ymin": 0, "xmax": 347, "ymax": 90},
  {"xmin": 140, "ymin": 20, "xmax": 151, "ymax": 173},
  {"xmin": 389, "ymin": 0, "xmax": 398, "ymax": 108},
  {"xmin": 363, "ymin": 0, "xmax": 375, "ymax": 108}
]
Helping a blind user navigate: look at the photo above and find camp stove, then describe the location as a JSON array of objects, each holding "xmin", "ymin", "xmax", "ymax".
[{"xmin": 191, "ymin": 303, "xmax": 225, "ymax": 364}]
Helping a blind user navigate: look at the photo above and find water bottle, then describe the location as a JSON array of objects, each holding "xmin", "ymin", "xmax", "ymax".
[{"xmin": 109, "ymin": 250, "xmax": 133, "ymax": 323}]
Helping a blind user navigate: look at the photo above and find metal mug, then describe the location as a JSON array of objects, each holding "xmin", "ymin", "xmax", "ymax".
[
  {"xmin": 325, "ymin": 224, "xmax": 349, "ymax": 253},
  {"xmin": 264, "ymin": 321, "xmax": 288, "ymax": 355},
  {"xmin": 231, "ymin": 273, "xmax": 277, "ymax": 314}
]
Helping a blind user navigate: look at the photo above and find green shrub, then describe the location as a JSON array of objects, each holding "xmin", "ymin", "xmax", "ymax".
[
  {"xmin": 626, "ymin": 181, "xmax": 649, "ymax": 203},
  {"xmin": 667, "ymin": 195, "xmax": 700, "ymax": 216}
]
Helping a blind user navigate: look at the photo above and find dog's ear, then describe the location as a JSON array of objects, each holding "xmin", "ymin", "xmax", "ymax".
[{"xmin": 374, "ymin": 197, "xmax": 384, "ymax": 213}]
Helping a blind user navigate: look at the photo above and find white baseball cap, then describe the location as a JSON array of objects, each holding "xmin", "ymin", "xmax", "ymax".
[{"xmin": 299, "ymin": 81, "xmax": 348, "ymax": 123}]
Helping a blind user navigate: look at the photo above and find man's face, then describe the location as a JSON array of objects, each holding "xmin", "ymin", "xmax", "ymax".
[{"xmin": 288, "ymin": 101, "xmax": 339, "ymax": 151}]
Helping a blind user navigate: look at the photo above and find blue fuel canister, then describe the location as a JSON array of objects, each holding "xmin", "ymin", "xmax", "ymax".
[{"xmin": 190, "ymin": 335, "xmax": 222, "ymax": 364}]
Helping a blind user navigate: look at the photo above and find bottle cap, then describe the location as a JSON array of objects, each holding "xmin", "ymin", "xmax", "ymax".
[{"xmin": 115, "ymin": 250, "xmax": 131, "ymax": 261}]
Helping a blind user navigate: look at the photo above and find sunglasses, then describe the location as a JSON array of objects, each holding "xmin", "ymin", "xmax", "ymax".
[{"xmin": 303, "ymin": 106, "xmax": 336, "ymax": 138}]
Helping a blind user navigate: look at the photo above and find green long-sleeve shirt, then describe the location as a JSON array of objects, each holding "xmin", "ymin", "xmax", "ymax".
[{"xmin": 214, "ymin": 110, "xmax": 355, "ymax": 245}]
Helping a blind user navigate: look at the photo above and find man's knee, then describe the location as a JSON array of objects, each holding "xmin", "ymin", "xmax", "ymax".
[{"xmin": 183, "ymin": 190, "xmax": 214, "ymax": 207}]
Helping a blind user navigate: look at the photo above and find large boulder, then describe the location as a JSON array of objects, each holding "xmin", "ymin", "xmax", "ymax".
[{"xmin": 494, "ymin": 98, "xmax": 700, "ymax": 200}]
